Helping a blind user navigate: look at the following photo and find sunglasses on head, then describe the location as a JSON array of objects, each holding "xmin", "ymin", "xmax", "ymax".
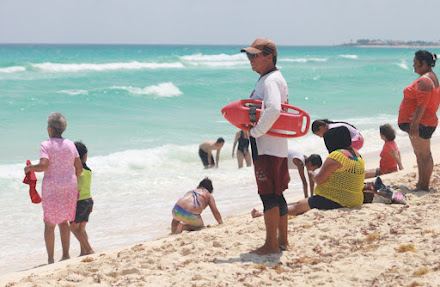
[{"xmin": 246, "ymin": 52, "xmax": 258, "ymax": 60}]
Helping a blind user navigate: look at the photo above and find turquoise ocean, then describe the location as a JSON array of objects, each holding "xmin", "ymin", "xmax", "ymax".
[{"xmin": 1, "ymin": 45, "xmax": 439, "ymax": 274}]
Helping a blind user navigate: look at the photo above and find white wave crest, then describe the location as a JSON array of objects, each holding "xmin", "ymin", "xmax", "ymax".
[
  {"xmin": 57, "ymin": 89, "xmax": 88, "ymax": 96},
  {"xmin": 0, "ymin": 66, "xmax": 26, "ymax": 73},
  {"xmin": 180, "ymin": 53, "xmax": 246, "ymax": 62},
  {"xmin": 32, "ymin": 61, "xmax": 184, "ymax": 72},
  {"xmin": 281, "ymin": 58, "xmax": 328, "ymax": 63},
  {"xmin": 179, "ymin": 53, "xmax": 248, "ymax": 67},
  {"xmin": 111, "ymin": 82, "xmax": 183, "ymax": 98},
  {"xmin": 339, "ymin": 54, "xmax": 358, "ymax": 59},
  {"xmin": 396, "ymin": 61, "xmax": 409, "ymax": 70}
]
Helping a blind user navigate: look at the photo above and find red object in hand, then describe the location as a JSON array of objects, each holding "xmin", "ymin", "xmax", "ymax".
[{"xmin": 23, "ymin": 160, "xmax": 42, "ymax": 204}]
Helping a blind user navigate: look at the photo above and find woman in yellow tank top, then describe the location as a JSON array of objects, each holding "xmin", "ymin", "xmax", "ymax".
[{"xmin": 284, "ymin": 126, "xmax": 365, "ymax": 216}]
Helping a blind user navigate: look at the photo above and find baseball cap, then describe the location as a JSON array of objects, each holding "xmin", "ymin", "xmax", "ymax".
[{"xmin": 241, "ymin": 38, "xmax": 277, "ymax": 57}]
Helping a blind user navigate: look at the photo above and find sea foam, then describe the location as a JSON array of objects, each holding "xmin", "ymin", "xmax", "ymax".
[
  {"xmin": 57, "ymin": 89, "xmax": 88, "ymax": 96},
  {"xmin": 32, "ymin": 61, "xmax": 184, "ymax": 72},
  {"xmin": 281, "ymin": 57, "xmax": 328, "ymax": 63},
  {"xmin": 111, "ymin": 82, "xmax": 183, "ymax": 98},
  {"xmin": 0, "ymin": 66, "xmax": 26, "ymax": 73},
  {"xmin": 179, "ymin": 53, "xmax": 247, "ymax": 67},
  {"xmin": 339, "ymin": 54, "xmax": 359, "ymax": 59}
]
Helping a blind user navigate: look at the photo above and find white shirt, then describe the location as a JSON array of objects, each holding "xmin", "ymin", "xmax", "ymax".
[
  {"xmin": 328, "ymin": 123, "xmax": 360, "ymax": 141},
  {"xmin": 287, "ymin": 148, "xmax": 305, "ymax": 169},
  {"xmin": 250, "ymin": 70, "xmax": 289, "ymax": 158}
]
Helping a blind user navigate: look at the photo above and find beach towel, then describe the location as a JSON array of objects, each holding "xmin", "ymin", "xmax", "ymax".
[{"xmin": 23, "ymin": 160, "xmax": 41, "ymax": 204}]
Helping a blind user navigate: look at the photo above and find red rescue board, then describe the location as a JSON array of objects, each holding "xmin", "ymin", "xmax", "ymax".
[{"xmin": 221, "ymin": 99, "xmax": 310, "ymax": 138}]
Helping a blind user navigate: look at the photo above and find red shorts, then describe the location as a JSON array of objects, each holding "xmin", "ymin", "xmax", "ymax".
[{"xmin": 253, "ymin": 155, "xmax": 290, "ymax": 195}]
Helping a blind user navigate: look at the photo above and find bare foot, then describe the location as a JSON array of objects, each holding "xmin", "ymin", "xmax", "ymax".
[
  {"xmin": 279, "ymin": 244, "xmax": 289, "ymax": 251},
  {"xmin": 250, "ymin": 245, "xmax": 280, "ymax": 255},
  {"xmin": 60, "ymin": 255, "xmax": 70, "ymax": 261},
  {"xmin": 48, "ymin": 258, "xmax": 54, "ymax": 264},
  {"xmin": 251, "ymin": 208, "xmax": 263, "ymax": 218}
]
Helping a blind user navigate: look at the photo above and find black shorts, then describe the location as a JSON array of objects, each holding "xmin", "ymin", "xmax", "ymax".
[
  {"xmin": 74, "ymin": 199, "xmax": 94, "ymax": 223},
  {"xmin": 398, "ymin": 123, "xmax": 436, "ymax": 139},
  {"xmin": 199, "ymin": 148, "xmax": 214, "ymax": 167},
  {"xmin": 259, "ymin": 193, "xmax": 288, "ymax": 216},
  {"xmin": 308, "ymin": 195, "xmax": 342, "ymax": 210}
]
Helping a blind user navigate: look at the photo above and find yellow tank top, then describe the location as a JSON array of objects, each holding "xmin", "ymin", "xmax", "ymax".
[
  {"xmin": 315, "ymin": 150, "xmax": 365, "ymax": 208},
  {"xmin": 78, "ymin": 163, "xmax": 92, "ymax": 201}
]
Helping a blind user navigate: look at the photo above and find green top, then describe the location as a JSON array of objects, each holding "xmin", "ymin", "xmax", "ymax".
[{"xmin": 78, "ymin": 163, "xmax": 92, "ymax": 201}]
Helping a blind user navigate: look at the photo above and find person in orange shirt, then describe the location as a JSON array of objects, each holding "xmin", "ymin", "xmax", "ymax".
[
  {"xmin": 365, "ymin": 124, "xmax": 403, "ymax": 178},
  {"xmin": 398, "ymin": 50, "xmax": 439, "ymax": 191}
]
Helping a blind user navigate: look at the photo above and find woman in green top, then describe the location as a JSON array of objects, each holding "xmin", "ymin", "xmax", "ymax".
[{"xmin": 285, "ymin": 126, "xmax": 365, "ymax": 216}]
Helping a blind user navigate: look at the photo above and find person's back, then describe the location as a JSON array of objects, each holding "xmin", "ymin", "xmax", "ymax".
[
  {"xmin": 314, "ymin": 148, "xmax": 365, "ymax": 208},
  {"xmin": 175, "ymin": 188, "xmax": 210, "ymax": 215},
  {"xmin": 41, "ymin": 138, "xmax": 78, "ymax": 186}
]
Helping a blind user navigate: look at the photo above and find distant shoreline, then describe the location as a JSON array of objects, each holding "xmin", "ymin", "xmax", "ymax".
[{"xmin": 345, "ymin": 45, "xmax": 440, "ymax": 49}]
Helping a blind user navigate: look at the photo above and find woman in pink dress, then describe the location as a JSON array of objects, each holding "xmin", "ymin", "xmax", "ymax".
[{"xmin": 24, "ymin": 113, "xmax": 82, "ymax": 264}]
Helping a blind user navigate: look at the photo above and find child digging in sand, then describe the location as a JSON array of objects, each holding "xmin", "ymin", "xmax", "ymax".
[
  {"xmin": 70, "ymin": 141, "xmax": 95, "ymax": 256},
  {"xmin": 171, "ymin": 178, "xmax": 223, "ymax": 234}
]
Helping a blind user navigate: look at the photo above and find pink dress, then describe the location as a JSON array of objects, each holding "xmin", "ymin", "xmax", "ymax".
[{"xmin": 40, "ymin": 138, "xmax": 79, "ymax": 224}]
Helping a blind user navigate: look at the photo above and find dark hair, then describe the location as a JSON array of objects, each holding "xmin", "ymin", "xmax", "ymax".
[
  {"xmin": 324, "ymin": 126, "xmax": 352, "ymax": 153},
  {"xmin": 311, "ymin": 119, "xmax": 334, "ymax": 133},
  {"xmin": 306, "ymin": 154, "xmax": 323, "ymax": 168},
  {"xmin": 262, "ymin": 52, "xmax": 277, "ymax": 66},
  {"xmin": 415, "ymin": 50, "xmax": 437, "ymax": 68},
  {"xmin": 379, "ymin": 124, "xmax": 396, "ymax": 141},
  {"xmin": 74, "ymin": 141, "xmax": 88, "ymax": 160},
  {"xmin": 198, "ymin": 177, "xmax": 213, "ymax": 193},
  {"xmin": 216, "ymin": 137, "xmax": 225, "ymax": 144}
]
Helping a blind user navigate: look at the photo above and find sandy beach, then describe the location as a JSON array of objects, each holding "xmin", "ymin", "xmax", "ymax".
[{"xmin": 2, "ymin": 142, "xmax": 440, "ymax": 287}]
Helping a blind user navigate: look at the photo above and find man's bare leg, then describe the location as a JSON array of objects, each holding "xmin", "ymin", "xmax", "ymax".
[
  {"xmin": 44, "ymin": 221, "xmax": 56, "ymax": 264},
  {"xmin": 278, "ymin": 214, "xmax": 288, "ymax": 250},
  {"xmin": 59, "ymin": 221, "xmax": 71, "ymax": 261},
  {"xmin": 251, "ymin": 206, "xmax": 280, "ymax": 255}
]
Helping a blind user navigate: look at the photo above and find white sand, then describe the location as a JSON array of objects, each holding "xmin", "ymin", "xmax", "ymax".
[{"xmin": 2, "ymin": 142, "xmax": 440, "ymax": 287}]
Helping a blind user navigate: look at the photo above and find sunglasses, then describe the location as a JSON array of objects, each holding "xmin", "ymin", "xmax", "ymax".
[{"xmin": 246, "ymin": 52, "xmax": 259, "ymax": 60}]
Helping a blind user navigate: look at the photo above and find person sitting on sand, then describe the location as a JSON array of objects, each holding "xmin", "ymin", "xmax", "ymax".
[
  {"xmin": 365, "ymin": 124, "xmax": 403, "ymax": 178},
  {"xmin": 171, "ymin": 178, "xmax": 223, "ymax": 234},
  {"xmin": 253, "ymin": 126, "xmax": 364, "ymax": 218},
  {"xmin": 287, "ymin": 148, "xmax": 322, "ymax": 198},
  {"xmin": 312, "ymin": 119, "xmax": 364, "ymax": 150},
  {"xmin": 199, "ymin": 138, "xmax": 225, "ymax": 169}
]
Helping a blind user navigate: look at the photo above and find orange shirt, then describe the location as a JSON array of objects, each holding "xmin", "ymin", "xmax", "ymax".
[
  {"xmin": 398, "ymin": 76, "xmax": 440, "ymax": 127},
  {"xmin": 379, "ymin": 141, "xmax": 398, "ymax": 174}
]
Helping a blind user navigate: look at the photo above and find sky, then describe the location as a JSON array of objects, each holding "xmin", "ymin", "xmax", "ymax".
[{"xmin": 1, "ymin": 0, "xmax": 439, "ymax": 46}]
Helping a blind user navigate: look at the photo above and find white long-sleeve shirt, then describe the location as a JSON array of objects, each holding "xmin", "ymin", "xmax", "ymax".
[{"xmin": 250, "ymin": 70, "xmax": 289, "ymax": 158}]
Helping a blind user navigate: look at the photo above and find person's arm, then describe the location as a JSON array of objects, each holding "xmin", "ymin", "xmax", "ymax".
[
  {"xmin": 294, "ymin": 158, "xmax": 308, "ymax": 198},
  {"xmin": 74, "ymin": 157, "xmax": 83, "ymax": 178},
  {"xmin": 389, "ymin": 149, "xmax": 403, "ymax": 170},
  {"xmin": 250, "ymin": 81, "xmax": 282, "ymax": 138},
  {"xmin": 410, "ymin": 106, "xmax": 425, "ymax": 138},
  {"xmin": 215, "ymin": 149, "xmax": 221, "ymax": 168},
  {"xmin": 232, "ymin": 132, "xmax": 239, "ymax": 158},
  {"xmin": 24, "ymin": 158, "xmax": 49, "ymax": 174},
  {"xmin": 310, "ymin": 157, "xmax": 342, "ymax": 185},
  {"xmin": 208, "ymin": 195, "xmax": 223, "ymax": 224},
  {"xmin": 308, "ymin": 173, "xmax": 315, "ymax": 196}
]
